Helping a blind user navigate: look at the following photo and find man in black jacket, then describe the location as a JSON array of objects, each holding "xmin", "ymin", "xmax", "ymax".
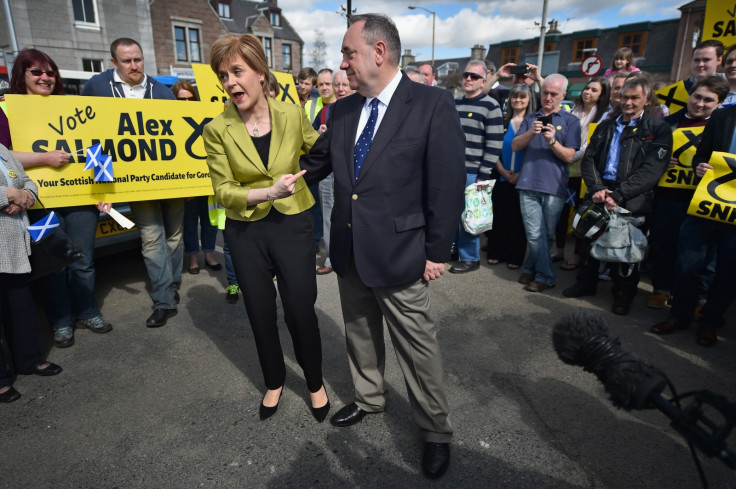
[{"xmin": 563, "ymin": 76, "xmax": 672, "ymax": 315}]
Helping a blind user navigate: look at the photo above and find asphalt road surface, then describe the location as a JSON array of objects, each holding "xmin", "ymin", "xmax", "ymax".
[{"xmin": 3, "ymin": 241, "xmax": 735, "ymax": 489}]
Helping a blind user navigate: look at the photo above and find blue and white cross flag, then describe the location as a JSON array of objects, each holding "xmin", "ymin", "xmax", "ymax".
[
  {"xmin": 27, "ymin": 211, "xmax": 59, "ymax": 242},
  {"xmin": 566, "ymin": 188, "xmax": 577, "ymax": 207},
  {"xmin": 84, "ymin": 143, "xmax": 102, "ymax": 171},
  {"xmin": 94, "ymin": 154, "xmax": 114, "ymax": 182}
]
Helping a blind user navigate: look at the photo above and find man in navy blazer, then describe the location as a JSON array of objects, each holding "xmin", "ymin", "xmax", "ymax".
[{"xmin": 300, "ymin": 13, "xmax": 465, "ymax": 479}]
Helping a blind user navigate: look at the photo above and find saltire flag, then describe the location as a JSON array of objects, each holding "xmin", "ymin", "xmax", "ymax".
[
  {"xmin": 94, "ymin": 154, "xmax": 114, "ymax": 182},
  {"xmin": 27, "ymin": 211, "xmax": 59, "ymax": 242},
  {"xmin": 84, "ymin": 143, "xmax": 102, "ymax": 171}
]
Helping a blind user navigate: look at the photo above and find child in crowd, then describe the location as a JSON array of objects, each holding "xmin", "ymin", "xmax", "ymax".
[{"xmin": 604, "ymin": 47, "xmax": 641, "ymax": 78}]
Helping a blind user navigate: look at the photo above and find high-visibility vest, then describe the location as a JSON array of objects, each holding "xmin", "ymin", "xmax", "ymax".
[
  {"xmin": 304, "ymin": 97, "xmax": 324, "ymax": 123},
  {"xmin": 207, "ymin": 195, "xmax": 226, "ymax": 229}
]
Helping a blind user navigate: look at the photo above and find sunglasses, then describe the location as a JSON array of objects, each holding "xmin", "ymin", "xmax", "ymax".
[
  {"xmin": 463, "ymin": 72, "xmax": 483, "ymax": 81},
  {"xmin": 177, "ymin": 96, "xmax": 196, "ymax": 101},
  {"xmin": 27, "ymin": 69, "xmax": 57, "ymax": 77}
]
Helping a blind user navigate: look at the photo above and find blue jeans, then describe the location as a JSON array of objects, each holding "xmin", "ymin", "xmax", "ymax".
[
  {"xmin": 309, "ymin": 183, "xmax": 322, "ymax": 250},
  {"xmin": 41, "ymin": 206, "xmax": 100, "ymax": 330},
  {"xmin": 455, "ymin": 173, "xmax": 480, "ymax": 262},
  {"xmin": 671, "ymin": 216, "xmax": 736, "ymax": 329},
  {"xmin": 319, "ymin": 173, "xmax": 334, "ymax": 267},
  {"xmin": 130, "ymin": 199, "xmax": 185, "ymax": 309},
  {"xmin": 649, "ymin": 197, "xmax": 715, "ymax": 295},
  {"xmin": 223, "ymin": 240, "xmax": 237, "ymax": 286},
  {"xmin": 519, "ymin": 190, "xmax": 565, "ymax": 285},
  {"xmin": 183, "ymin": 196, "xmax": 217, "ymax": 254}
]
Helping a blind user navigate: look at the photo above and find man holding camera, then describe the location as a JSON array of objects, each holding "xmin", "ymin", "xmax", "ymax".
[{"xmin": 511, "ymin": 74, "xmax": 580, "ymax": 292}]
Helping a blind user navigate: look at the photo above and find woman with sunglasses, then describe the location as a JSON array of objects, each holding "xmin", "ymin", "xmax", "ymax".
[{"xmin": 2, "ymin": 49, "xmax": 112, "ymax": 348}]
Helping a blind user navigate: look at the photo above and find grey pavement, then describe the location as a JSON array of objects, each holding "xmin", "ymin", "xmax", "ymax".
[{"xmin": 3, "ymin": 242, "xmax": 736, "ymax": 489}]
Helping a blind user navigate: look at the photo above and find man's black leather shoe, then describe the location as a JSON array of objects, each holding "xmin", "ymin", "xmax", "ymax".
[
  {"xmin": 146, "ymin": 308, "xmax": 178, "ymax": 328},
  {"xmin": 422, "ymin": 442, "xmax": 450, "ymax": 479},
  {"xmin": 330, "ymin": 403, "xmax": 371, "ymax": 427},
  {"xmin": 449, "ymin": 261, "xmax": 480, "ymax": 274}
]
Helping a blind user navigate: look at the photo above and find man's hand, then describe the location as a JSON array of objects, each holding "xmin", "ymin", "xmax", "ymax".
[
  {"xmin": 696, "ymin": 162, "xmax": 713, "ymax": 178},
  {"xmin": 96, "ymin": 201, "xmax": 112, "ymax": 214},
  {"xmin": 668, "ymin": 157, "xmax": 678, "ymax": 169},
  {"xmin": 592, "ymin": 189, "xmax": 617, "ymax": 210},
  {"xmin": 543, "ymin": 123, "xmax": 557, "ymax": 146},
  {"xmin": 423, "ymin": 260, "xmax": 445, "ymax": 281}
]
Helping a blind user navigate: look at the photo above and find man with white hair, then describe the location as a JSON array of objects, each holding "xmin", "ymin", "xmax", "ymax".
[{"xmin": 512, "ymin": 74, "xmax": 581, "ymax": 293}]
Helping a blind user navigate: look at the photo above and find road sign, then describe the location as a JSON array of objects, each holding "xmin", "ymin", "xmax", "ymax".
[{"xmin": 581, "ymin": 55, "xmax": 603, "ymax": 77}]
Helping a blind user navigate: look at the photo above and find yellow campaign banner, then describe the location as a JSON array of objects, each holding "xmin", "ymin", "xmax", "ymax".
[
  {"xmin": 6, "ymin": 94, "xmax": 223, "ymax": 207},
  {"xmin": 191, "ymin": 63, "xmax": 299, "ymax": 106},
  {"xmin": 656, "ymin": 81, "xmax": 689, "ymax": 116},
  {"xmin": 687, "ymin": 151, "xmax": 736, "ymax": 225},
  {"xmin": 703, "ymin": 0, "xmax": 736, "ymax": 46},
  {"xmin": 658, "ymin": 126, "xmax": 704, "ymax": 189}
]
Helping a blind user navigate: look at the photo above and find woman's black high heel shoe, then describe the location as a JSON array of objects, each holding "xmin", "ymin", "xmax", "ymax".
[
  {"xmin": 311, "ymin": 389, "xmax": 330, "ymax": 423},
  {"xmin": 260, "ymin": 388, "xmax": 283, "ymax": 420}
]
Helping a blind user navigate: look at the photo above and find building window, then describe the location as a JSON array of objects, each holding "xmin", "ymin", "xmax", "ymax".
[
  {"xmin": 618, "ymin": 31, "xmax": 647, "ymax": 57},
  {"xmin": 572, "ymin": 38, "xmax": 598, "ymax": 62},
  {"xmin": 218, "ymin": 1, "xmax": 231, "ymax": 19},
  {"xmin": 174, "ymin": 26, "xmax": 201, "ymax": 62},
  {"xmin": 259, "ymin": 37, "xmax": 272, "ymax": 68},
  {"xmin": 501, "ymin": 47, "xmax": 519, "ymax": 65},
  {"xmin": 82, "ymin": 59, "xmax": 103, "ymax": 72},
  {"xmin": 270, "ymin": 11, "xmax": 281, "ymax": 27},
  {"xmin": 533, "ymin": 42, "xmax": 557, "ymax": 52},
  {"xmin": 72, "ymin": 0, "xmax": 97, "ymax": 25},
  {"xmin": 282, "ymin": 44, "xmax": 292, "ymax": 71}
]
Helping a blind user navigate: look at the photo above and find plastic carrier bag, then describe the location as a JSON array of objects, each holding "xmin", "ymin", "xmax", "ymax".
[{"xmin": 461, "ymin": 180, "xmax": 495, "ymax": 235}]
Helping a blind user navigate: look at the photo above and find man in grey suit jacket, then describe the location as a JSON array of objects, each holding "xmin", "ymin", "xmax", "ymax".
[{"xmin": 301, "ymin": 13, "xmax": 465, "ymax": 479}]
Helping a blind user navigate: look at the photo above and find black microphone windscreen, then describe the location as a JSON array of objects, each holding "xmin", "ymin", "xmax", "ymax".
[{"xmin": 552, "ymin": 310, "xmax": 609, "ymax": 365}]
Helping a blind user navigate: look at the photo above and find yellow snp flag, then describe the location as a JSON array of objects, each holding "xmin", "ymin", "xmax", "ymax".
[
  {"xmin": 7, "ymin": 94, "xmax": 223, "ymax": 207},
  {"xmin": 192, "ymin": 63, "xmax": 300, "ymax": 106},
  {"xmin": 687, "ymin": 151, "xmax": 736, "ymax": 225},
  {"xmin": 703, "ymin": 0, "xmax": 736, "ymax": 46},
  {"xmin": 658, "ymin": 126, "xmax": 704, "ymax": 189},
  {"xmin": 656, "ymin": 81, "xmax": 689, "ymax": 116}
]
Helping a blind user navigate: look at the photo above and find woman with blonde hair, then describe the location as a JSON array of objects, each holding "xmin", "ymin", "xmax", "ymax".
[{"xmin": 203, "ymin": 34, "xmax": 328, "ymax": 422}]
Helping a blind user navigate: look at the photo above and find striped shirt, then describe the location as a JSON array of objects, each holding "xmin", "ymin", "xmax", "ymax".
[{"xmin": 455, "ymin": 93, "xmax": 504, "ymax": 177}]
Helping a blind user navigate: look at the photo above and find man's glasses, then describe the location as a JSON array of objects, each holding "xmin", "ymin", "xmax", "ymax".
[
  {"xmin": 27, "ymin": 69, "xmax": 57, "ymax": 77},
  {"xmin": 463, "ymin": 72, "xmax": 483, "ymax": 81}
]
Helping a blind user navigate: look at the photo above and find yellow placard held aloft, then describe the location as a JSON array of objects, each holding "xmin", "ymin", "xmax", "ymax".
[
  {"xmin": 687, "ymin": 151, "xmax": 736, "ymax": 225},
  {"xmin": 703, "ymin": 0, "xmax": 736, "ymax": 46},
  {"xmin": 191, "ymin": 63, "xmax": 299, "ymax": 106},
  {"xmin": 658, "ymin": 126, "xmax": 704, "ymax": 189},
  {"xmin": 656, "ymin": 81, "xmax": 689, "ymax": 116},
  {"xmin": 6, "ymin": 94, "xmax": 223, "ymax": 207}
]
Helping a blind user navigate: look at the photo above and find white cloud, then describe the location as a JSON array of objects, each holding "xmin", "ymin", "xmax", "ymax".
[{"xmin": 281, "ymin": 0, "xmax": 681, "ymax": 71}]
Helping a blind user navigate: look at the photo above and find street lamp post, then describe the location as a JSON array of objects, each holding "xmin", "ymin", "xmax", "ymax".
[{"xmin": 408, "ymin": 5, "xmax": 435, "ymax": 69}]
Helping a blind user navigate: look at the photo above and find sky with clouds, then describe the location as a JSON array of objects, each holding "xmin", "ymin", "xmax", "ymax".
[{"xmin": 277, "ymin": 0, "xmax": 685, "ymax": 70}]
